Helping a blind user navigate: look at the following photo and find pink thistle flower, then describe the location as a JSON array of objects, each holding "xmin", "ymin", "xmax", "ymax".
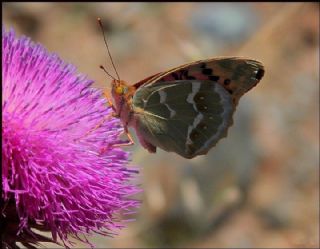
[{"xmin": 2, "ymin": 27, "xmax": 140, "ymax": 248}]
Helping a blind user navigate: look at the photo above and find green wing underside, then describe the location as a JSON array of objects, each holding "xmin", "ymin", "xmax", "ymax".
[{"xmin": 132, "ymin": 80, "xmax": 234, "ymax": 158}]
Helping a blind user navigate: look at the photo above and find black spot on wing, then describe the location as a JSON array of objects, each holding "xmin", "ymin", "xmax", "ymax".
[
  {"xmin": 190, "ymin": 130, "xmax": 200, "ymax": 140},
  {"xmin": 181, "ymin": 69, "xmax": 189, "ymax": 78},
  {"xmin": 198, "ymin": 122, "xmax": 208, "ymax": 130},
  {"xmin": 194, "ymin": 92, "xmax": 205, "ymax": 102},
  {"xmin": 224, "ymin": 79, "xmax": 231, "ymax": 85},
  {"xmin": 256, "ymin": 68, "xmax": 265, "ymax": 80},
  {"xmin": 172, "ymin": 72, "xmax": 179, "ymax": 80},
  {"xmin": 196, "ymin": 104, "xmax": 208, "ymax": 111},
  {"xmin": 187, "ymin": 76, "xmax": 196, "ymax": 80},
  {"xmin": 200, "ymin": 62, "xmax": 206, "ymax": 69},
  {"xmin": 209, "ymin": 75, "xmax": 220, "ymax": 81},
  {"xmin": 202, "ymin": 68, "xmax": 213, "ymax": 75}
]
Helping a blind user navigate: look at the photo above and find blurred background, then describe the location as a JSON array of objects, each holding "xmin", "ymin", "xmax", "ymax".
[{"xmin": 2, "ymin": 2, "xmax": 319, "ymax": 248}]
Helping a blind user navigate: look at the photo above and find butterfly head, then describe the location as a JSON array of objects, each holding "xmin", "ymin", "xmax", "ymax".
[
  {"xmin": 110, "ymin": 79, "xmax": 134, "ymax": 119},
  {"xmin": 111, "ymin": 79, "xmax": 129, "ymax": 96}
]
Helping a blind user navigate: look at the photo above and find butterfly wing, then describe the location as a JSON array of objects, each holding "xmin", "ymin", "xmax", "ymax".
[
  {"xmin": 132, "ymin": 80, "xmax": 234, "ymax": 158},
  {"xmin": 134, "ymin": 57, "xmax": 265, "ymax": 105},
  {"xmin": 131, "ymin": 57, "xmax": 265, "ymax": 158}
]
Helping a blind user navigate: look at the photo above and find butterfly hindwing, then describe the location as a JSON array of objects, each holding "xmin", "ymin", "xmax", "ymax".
[
  {"xmin": 132, "ymin": 80, "xmax": 234, "ymax": 158},
  {"xmin": 128, "ymin": 57, "xmax": 265, "ymax": 158}
]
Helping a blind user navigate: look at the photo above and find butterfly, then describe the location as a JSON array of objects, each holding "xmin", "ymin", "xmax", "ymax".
[{"xmin": 106, "ymin": 57, "xmax": 265, "ymax": 159}]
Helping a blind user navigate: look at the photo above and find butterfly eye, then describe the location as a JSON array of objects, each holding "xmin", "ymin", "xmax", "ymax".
[{"xmin": 115, "ymin": 86, "xmax": 124, "ymax": 95}]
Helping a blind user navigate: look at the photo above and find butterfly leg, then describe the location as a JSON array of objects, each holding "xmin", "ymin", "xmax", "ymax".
[
  {"xmin": 75, "ymin": 90, "xmax": 116, "ymax": 142},
  {"xmin": 113, "ymin": 127, "xmax": 135, "ymax": 147},
  {"xmin": 74, "ymin": 112, "xmax": 113, "ymax": 142},
  {"xmin": 103, "ymin": 89, "xmax": 117, "ymax": 113},
  {"xmin": 99, "ymin": 127, "xmax": 135, "ymax": 154}
]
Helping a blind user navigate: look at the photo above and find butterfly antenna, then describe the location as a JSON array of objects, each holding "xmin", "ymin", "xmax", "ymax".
[
  {"xmin": 97, "ymin": 17, "xmax": 121, "ymax": 81},
  {"xmin": 99, "ymin": 64, "xmax": 116, "ymax": 81}
]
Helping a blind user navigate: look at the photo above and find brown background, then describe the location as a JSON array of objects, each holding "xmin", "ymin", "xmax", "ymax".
[{"xmin": 3, "ymin": 2, "xmax": 319, "ymax": 248}]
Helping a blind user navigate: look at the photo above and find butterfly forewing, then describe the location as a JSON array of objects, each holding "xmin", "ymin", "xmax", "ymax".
[
  {"xmin": 135, "ymin": 57, "xmax": 265, "ymax": 105},
  {"xmin": 132, "ymin": 80, "xmax": 234, "ymax": 158}
]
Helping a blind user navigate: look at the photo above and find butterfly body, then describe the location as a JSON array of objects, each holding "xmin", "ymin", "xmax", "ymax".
[{"xmin": 110, "ymin": 57, "xmax": 265, "ymax": 159}]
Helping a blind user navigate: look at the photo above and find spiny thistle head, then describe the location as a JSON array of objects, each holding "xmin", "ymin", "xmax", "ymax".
[{"xmin": 2, "ymin": 27, "xmax": 140, "ymax": 248}]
